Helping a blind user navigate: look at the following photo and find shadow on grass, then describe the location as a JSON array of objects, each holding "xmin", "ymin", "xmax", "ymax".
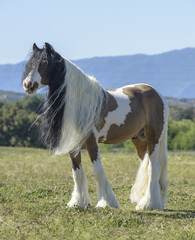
[{"xmin": 131, "ymin": 209, "xmax": 195, "ymax": 219}]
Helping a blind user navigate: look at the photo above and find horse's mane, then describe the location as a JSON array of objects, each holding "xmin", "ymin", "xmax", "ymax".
[
  {"xmin": 40, "ymin": 53, "xmax": 66, "ymax": 149},
  {"xmin": 55, "ymin": 58, "xmax": 106, "ymax": 155}
]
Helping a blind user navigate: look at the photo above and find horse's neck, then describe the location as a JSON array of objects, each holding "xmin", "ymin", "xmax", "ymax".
[
  {"xmin": 55, "ymin": 57, "xmax": 106, "ymax": 155},
  {"xmin": 64, "ymin": 58, "xmax": 90, "ymax": 87},
  {"xmin": 64, "ymin": 58, "xmax": 105, "ymax": 104}
]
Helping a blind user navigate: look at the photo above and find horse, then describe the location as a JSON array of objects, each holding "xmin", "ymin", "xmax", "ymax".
[{"xmin": 22, "ymin": 42, "xmax": 169, "ymax": 210}]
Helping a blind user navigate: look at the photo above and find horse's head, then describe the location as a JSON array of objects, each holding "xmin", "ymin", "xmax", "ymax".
[{"xmin": 22, "ymin": 42, "xmax": 62, "ymax": 94}]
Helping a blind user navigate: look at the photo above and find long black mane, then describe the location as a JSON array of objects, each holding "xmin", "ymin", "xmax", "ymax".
[{"xmin": 40, "ymin": 52, "xmax": 66, "ymax": 149}]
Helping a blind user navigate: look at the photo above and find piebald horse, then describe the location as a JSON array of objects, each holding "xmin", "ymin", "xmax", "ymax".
[{"xmin": 22, "ymin": 43, "xmax": 169, "ymax": 210}]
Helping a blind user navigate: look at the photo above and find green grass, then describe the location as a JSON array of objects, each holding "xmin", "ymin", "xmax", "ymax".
[{"xmin": 0, "ymin": 147, "xmax": 194, "ymax": 240}]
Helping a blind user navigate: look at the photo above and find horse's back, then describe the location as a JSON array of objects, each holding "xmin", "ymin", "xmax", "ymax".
[{"xmin": 117, "ymin": 83, "xmax": 166, "ymax": 123}]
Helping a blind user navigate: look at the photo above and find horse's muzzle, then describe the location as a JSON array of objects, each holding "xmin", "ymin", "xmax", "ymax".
[{"xmin": 23, "ymin": 81, "xmax": 39, "ymax": 94}]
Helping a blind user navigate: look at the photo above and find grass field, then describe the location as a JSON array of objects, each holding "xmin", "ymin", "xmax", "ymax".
[{"xmin": 0, "ymin": 147, "xmax": 194, "ymax": 240}]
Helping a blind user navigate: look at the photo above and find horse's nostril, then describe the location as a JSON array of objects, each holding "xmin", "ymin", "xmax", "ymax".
[
  {"xmin": 33, "ymin": 82, "xmax": 39, "ymax": 89},
  {"xmin": 24, "ymin": 82, "xmax": 27, "ymax": 88},
  {"xmin": 28, "ymin": 81, "xmax": 32, "ymax": 87}
]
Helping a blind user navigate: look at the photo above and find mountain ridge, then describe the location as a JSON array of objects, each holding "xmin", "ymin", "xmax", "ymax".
[
  {"xmin": 0, "ymin": 48, "xmax": 195, "ymax": 98},
  {"xmin": 1, "ymin": 89, "xmax": 194, "ymax": 110}
]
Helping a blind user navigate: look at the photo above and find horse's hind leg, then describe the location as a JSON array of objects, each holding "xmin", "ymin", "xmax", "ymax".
[
  {"xmin": 86, "ymin": 134, "xmax": 120, "ymax": 208},
  {"xmin": 67, "ymin": 152, "xmax": 92, "ymax": 207},
  {"xmin": 130, "ymin": 138, "xmax": 149, "ymax": 205},
  {"xmin": 135, "ymin": 128, "xmax": 163, "ymax": 210}
]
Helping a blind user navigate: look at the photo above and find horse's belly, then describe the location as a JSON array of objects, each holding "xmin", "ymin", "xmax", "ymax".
[
  {"xmin": 97, "ymin": 113, "xmax": 145, "ymax": 144},
  {"xmin": 99, "ymin": 131, "xmax": 132, "ymax": 144}
]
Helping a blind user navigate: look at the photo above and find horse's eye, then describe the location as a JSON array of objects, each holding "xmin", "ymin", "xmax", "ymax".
[{"xmin": 42, "ymin": 57, "xmax": 48, "ymax": 65}]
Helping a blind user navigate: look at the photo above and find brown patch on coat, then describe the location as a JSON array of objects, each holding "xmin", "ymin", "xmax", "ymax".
[
  {"xmin": 132, "ymin": 138, "xmax": 147, "ymax": 160},
  {"xmin": 85, "ymin": 133, "xmax": 99, "ymax": 162},
  {"xmin": 98, "ymin": 86, "xmax": 146, "ymax": 144},
  {"xmin": 97, "ymin": 84, "xmax": 164, "ymax": 158},
  {"xmin": 124, "ymin": 84, "xmax": 164, "ymax": 156},
  {"xmin": 106, "ymin": 89, "xmax": 116, "ymax": 92},
  {"xmin": 38, "ymin": 62, "xmax": 50, "ymax": 85},
  {"xmin": 69, "ymin": 152, "xmax": 81, "ymax": 170}
]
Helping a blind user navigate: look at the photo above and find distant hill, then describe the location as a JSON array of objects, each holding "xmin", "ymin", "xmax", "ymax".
[
  {"xmin": 0, "ymin": 89, "xmax": 194, "ymax": 109},
  {"xmin": 0, "ymin": 48, "xmax": 195, "ymax": 98},
  {"xmin": 166, "ymin": 97, "xmax": 195, "ymax": 108},
  {"xmin": 0, "ymin": 90, "xmax": 26, "ymax": 102},
  {"xmin": 0, "ymin": 62, "xmax": 25, "ymax": 93}
]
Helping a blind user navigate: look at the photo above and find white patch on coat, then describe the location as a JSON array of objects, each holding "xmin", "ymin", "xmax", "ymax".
[
  {"xmin": 23, "ymin": 71, "xmax": 33, "ymax": 87},
  {"xmin": 98, "ymin": 86, "xmax": 131, "ymax": 142},
  {"xmin": 23, "ymin": 68, "xmax": 43, "ymax": 91},
  {"xmin": 93, "ymin": 149, "xmax": 120, "ymax": 208},
  {"xmin": 67, "ymin": 165, "xmax": 92, "ymax": 207}
]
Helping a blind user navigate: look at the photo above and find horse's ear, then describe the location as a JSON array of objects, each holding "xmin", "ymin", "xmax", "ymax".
[
  {"xmin": 33, "ymin": 43, "xmax": 40, "ymax": 51},
  {"xmin": 45, "ymin": 42, "xmax": 54, "ymax": 55}
]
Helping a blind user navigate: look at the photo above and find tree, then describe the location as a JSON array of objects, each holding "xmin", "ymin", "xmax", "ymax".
[{"xmin": 0, "ymin": 96, "xmax": 44, "ymax": 147}]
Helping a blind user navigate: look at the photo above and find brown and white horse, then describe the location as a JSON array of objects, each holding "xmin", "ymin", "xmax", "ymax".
[{"xmin": 22, "ymin": 43, "xmax": 169, "ymax": 210}]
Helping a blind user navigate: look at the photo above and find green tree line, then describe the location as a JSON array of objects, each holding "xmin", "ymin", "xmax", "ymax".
[
  {"xmin": 0, "ymin": 96, "xmax": 195, "ymax": 151},
  {"xmin": 0, "ymin": 96, "xmax": 44, "ymax": 148}
]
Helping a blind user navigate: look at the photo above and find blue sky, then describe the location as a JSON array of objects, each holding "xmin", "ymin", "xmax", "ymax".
[{"xmin": 0, "ymin": 0, "xmax": 195, "ymax": 64}]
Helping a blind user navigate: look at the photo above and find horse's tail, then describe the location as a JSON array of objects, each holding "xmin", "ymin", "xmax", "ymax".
[
  {"xmin": 158, "ymin": 96, "xmax": 169, "ymax": 208},
  {"xmin": 130, "ymin": 152, "xmax": 150, "ymax": 204}
]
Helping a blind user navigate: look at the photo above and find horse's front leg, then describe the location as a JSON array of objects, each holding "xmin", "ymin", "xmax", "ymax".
[
  {"xmin": 67, "ymin": 151, "xmax": 92, "ymax": 207},
  {"xmin": 86, "ymin": 134, "xmax": 120, "ymax": 208}
]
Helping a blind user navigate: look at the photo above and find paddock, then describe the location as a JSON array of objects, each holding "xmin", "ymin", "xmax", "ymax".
[{"xmin": 0, "ymin": 148, "xmax": 194, "ymax": 239}]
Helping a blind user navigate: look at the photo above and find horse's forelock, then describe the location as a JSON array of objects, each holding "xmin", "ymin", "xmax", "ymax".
[{"xmin": 23, "ymin": 49, "xmax": 43, "ymax": 80}]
